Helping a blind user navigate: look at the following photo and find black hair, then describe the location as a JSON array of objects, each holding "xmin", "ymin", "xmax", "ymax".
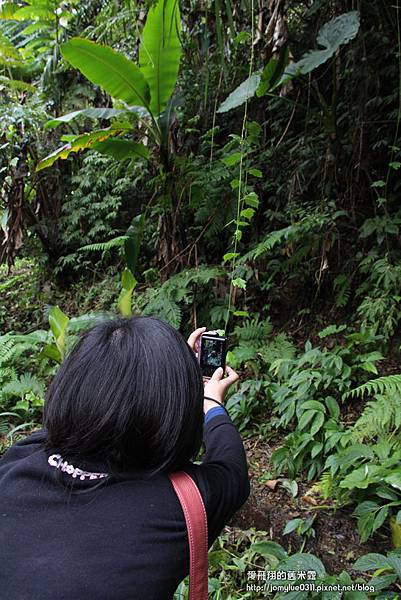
[{"xmin": 43, "ymin": 316, "xmax": 204, "ymax": 476}]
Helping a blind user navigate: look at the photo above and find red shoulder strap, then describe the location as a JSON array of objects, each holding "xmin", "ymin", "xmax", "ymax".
[{"xmin": 168, "ymin": 471, "xmax": 208, "ymax": 600}]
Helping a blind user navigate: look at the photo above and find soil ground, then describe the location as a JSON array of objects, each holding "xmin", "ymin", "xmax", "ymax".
[{"xmin": 231, "ymin": 435, "xmax": 391, "ymax": 575}]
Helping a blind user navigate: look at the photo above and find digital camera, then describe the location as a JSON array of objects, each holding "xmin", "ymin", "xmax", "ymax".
[{"xmin": 199, "ymin": 333, "xmax": 227, "ymax": 378}]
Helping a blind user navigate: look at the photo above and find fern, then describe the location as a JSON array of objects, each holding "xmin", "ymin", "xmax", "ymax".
[
  {"xmin": 79, "ymin": 236, "xmax": 129, "ymax": 253},
  {"xmin": 333, "ymin": 274, "xmax": 351, "ymax": 308},
  {"xmin": 0, "ymin": 334, "xmax": 46, "ymax": 406},
  {"xmin": 234, "ymin": 318, "xmax": 273, "ymax": 344},
  {"xmin": 0, "ymin": 367, "xmax": 17, "ymax": 386},
  {"xmin": 312, "ymin": 472, "xmax": 334, "ymax": 500},
  {"xmin": 142, "ymin": 295, "xmax": 182, "ymax": 329},
  {"xmin": 0, "ymin": 338, "xmax": 15, "ymax": 365},
  {"xmin": 241, "ymin": 225, "xmax": 298, "ymax": 261},
  {"xmin": 138, "ymin": 266, "xmax": 223, "ymax": 329},
  {"xmin": 2, "ymin": 374, "xmax": 45, "ymax": 400},
  {"xmin": 163, "ymin": 266, "xmax": 223, "ymax": 300},
  {"xmin": 241, "ymin": 214, "xmax": 330, "ymax": 262},
  {"xmin": 352, "ymin": 393, "xmax": 401, "ymax": 442},
  {"xmin": 259, "ymin": 333, "xmax": 296, "ymax": 365},
  {"xmin": 347, "ymin": 374, "xmax": 401, "ymax": 399}
]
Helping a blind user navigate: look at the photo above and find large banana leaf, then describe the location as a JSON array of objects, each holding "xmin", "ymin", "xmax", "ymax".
[
  {"xmin": 92, "ymin": 139, "xmax": 149, "ymax": 161},
  {"xmin": 217, "ymin": 10, "xmax": 360, "ymax": 113},
  {"xmin": 45, "ymin": 108, "xmax": 125, "ymax": 129},
  {"xmin": 217, "ymin": 73, "xmax": 261, "ymax": 114},
  {"xmin": 61, "ymin": 38, "xmax": 151, "ymax": 109},
  {"xmin": 282, "ymin": 11, "xmax": 360, "ymax": 79},
  {"xmin": 36, "ymin": 128, "xmax": 119, "ymax": 171},
  {"xmin": 139, "ymin": 0, "xmax": 181, "ymax": 116}
]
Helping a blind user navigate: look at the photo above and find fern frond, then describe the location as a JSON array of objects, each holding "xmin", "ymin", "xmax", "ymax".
[
  {"xmin": 347, "ymin": 374, "xmax": 401, "ymax": 399},
  {"xmin": 352, "ymin": 393, "xmax": 401, "ymax": 442},
  {"xmin": 0, "ymin": 367, "xmax": 17, "ymax": 385},
  {"xmin": 142, "ymin": 297, "xmax": 182, "ymax": 329},
  {"xmin": 234, "ymin": 318, "xmax": 273, "ymax": 343},
  {"xmin": 0, "ymin": 338, "xmax": 15, "ymax": 365},
  {"xmin": 259, "ymin": 333, "xmax": 296, "ymax": 365},
  {"xmin": 79, "ymin": 236, "xmax": 129, "ymax": 253},
  {"xmin": 241, "ymin": 225, "xmax": 297, "ymax": 261},
  {"xmin": 311, "ymin": 472, "xmax": 334, "ymax": 500},
  {"xmin": 2, "ymin": 374, "xmax": 44, "ymax": 399}
]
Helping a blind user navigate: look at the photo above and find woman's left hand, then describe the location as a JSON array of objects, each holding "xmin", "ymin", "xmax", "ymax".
[{"xmin": 187, "ymin": 327, "xmax": 207, "ymax": 355}]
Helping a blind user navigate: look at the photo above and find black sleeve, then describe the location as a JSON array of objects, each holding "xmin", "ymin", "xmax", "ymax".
[{"xmin": 187, "ymin": 413, "xmax": 250, "ymax": 547}]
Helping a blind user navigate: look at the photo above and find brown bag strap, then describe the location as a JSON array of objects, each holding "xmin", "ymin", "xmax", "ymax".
[{"xmin": 168, "ymin": 471, "xmax": 208, "ymax": 600}]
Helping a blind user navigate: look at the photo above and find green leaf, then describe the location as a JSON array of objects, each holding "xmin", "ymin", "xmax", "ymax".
[
  {"xmin": 325, "ymin": 397, "xmax": 340, "ymax": 419},
  {"xmin": 92, "ymin": 139, "xmax": 149, "ymax": 161},
  {"xmin": 139, "ymin": 0, "xmax": 181, "ymax": 115},
  {"xmin": 221, "ymin": 152, "xmax": 242, "ymax": 167},
  {"xmin": 340, "ymin": 465, "xmax": 380, "ymax": 490},
  {"xmin": 282, "ymin": 11, "xmax": 360, "ymax": 80},
  {"xmin": 240, "ymin": 208, "xmax": 255, "ymax": 220},
  {"xmin": 352, "ymin": 501, "xmax": 379, "ymax": 518},
  {"xmin": 369, "ymin": 574, "xmax": 398, "ymax": 591},
  {"xmin": 283, "ymin": 518, "xmax": 303, "ymax": 535},
  {"xmin": 311, "ymin": 442, "xmax": 323, "ymax": 458},
  {"xmin": 45, "ymin": 108, "xmax": 126, "ymax": 129},
  {"xmin": 281, "ymin": 479, "xmax": 299, "ymax": 497},
  {"xmin": 48, "ymin": 306, "xmax": 69, "ymax": 360},
  {"xmin": 40, "ymin": 343, "xmax": 62, "ymax": 363},
  {"xmin": 223, "ymin": 252, "xmax": 240, "ymax": 262},
  {"xmin": 298, "ymin": 409, "xmax": 317, "ymax": 430},
  {"xmin": 376, "ymin": 486, "xmax": 398, "ymax": 501},
  {"xmin": 13, "ymin": 5, "xmax": 55, "ymax": 21},
  {"xmin": 217, "ymin": 72, "xmax": 261, "ymax": 113},
  {"xmin": 243, "ymin": 192, "xmax": 259, "ymax": 208},
  {"xmin": 302, "ymin": 400, "xmax": 326, "ymax": 413},
  {"xmin": 385, "ymin": 473, "xmax": 401, "ymax": 491},
  {"xmin": 360, "ymin": 361, "xmax": 378, "ymax": 374},
  {"xmin": 248, "ymin": 168, "xmax": 262, "ymax": 178},
  {"xmin": 373, "ymin": 506, "xmax": 389, "ymax": 533},
  {"xmin": 318, "ymin": 324, "xmax": 347, "ymax": 338},
  {"xmin": 278, "ymin": 553, "xmax": 326, "ymax": 577},
  {"xmin": 232, "ymin": 311, "xmax": 248, "ymax": 319},
  {"xmin": 36, "ymin": 129, "xmax": 119, "ymax": 171},
  {"xmin": 118, "ymin": 269, "xmax": 137, "ymax": 317},
  {"xmin": 232, "ymin": 278, "xmax": 246, "ymax": 290},
  {"xmin": 61, "ymin": 38, "xmax": 150, "ymax": 108},
  {"xmin": 353, "ymin": 553, "xmax": 390, "ymax": 571},
  {"xmin": 250, "ymin": 541, "xmax": 287, "ymax": 561},
  {"xmin": 310, "ymin": 411, "xmax": 325, "ymax": 436},
  {"xmin": 256, "ymin": 57, "xmax": 279, "ymax": 96}
]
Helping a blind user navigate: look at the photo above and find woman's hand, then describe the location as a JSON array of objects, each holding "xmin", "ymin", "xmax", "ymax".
[
  {"xmin": 204, "ymin": 366, "xmax": 239, "ymax": 405},
  {"xmin": 187, "ymin": 326, "xmax": 239, "ymax": 410},
  {"xmin": 187, "ymin": 326, "xmax": 206, "ymax": 355}
]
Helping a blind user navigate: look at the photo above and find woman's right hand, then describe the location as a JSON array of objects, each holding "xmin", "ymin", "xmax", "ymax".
[{"xmin": 204, "ymin": 365, "xmax": 239, "ymax": 405}]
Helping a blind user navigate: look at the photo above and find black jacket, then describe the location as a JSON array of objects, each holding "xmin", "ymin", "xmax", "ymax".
[{"xmin": 0, "ymin": 412, "xmax": 250, "ymax": 600}]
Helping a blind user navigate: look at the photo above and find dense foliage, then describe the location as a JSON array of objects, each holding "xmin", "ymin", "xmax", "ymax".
[{"xmin": 2, "ymin": 0, "xmax": 401, "ymax": 597}]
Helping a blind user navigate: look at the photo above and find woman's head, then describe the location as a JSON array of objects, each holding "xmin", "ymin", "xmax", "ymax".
[{"xmin": 43, "ymin": 316, "xmax": 204, "ymax": 475}]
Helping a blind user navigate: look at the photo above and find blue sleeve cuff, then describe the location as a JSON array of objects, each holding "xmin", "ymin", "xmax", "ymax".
[{"xmin": 204, "ymin": 406, "xmax": 227, "ymax": 424}]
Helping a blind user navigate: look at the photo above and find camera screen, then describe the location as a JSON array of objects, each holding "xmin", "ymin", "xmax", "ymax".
[{"xmin": 201, "ymin": 338, "xmax": 223, "ymax": 368}]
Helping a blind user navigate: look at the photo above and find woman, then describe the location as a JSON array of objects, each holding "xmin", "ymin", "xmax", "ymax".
[{"xmin": 0, "ymin": 316, "xmax": 250, "ymax": 599}]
